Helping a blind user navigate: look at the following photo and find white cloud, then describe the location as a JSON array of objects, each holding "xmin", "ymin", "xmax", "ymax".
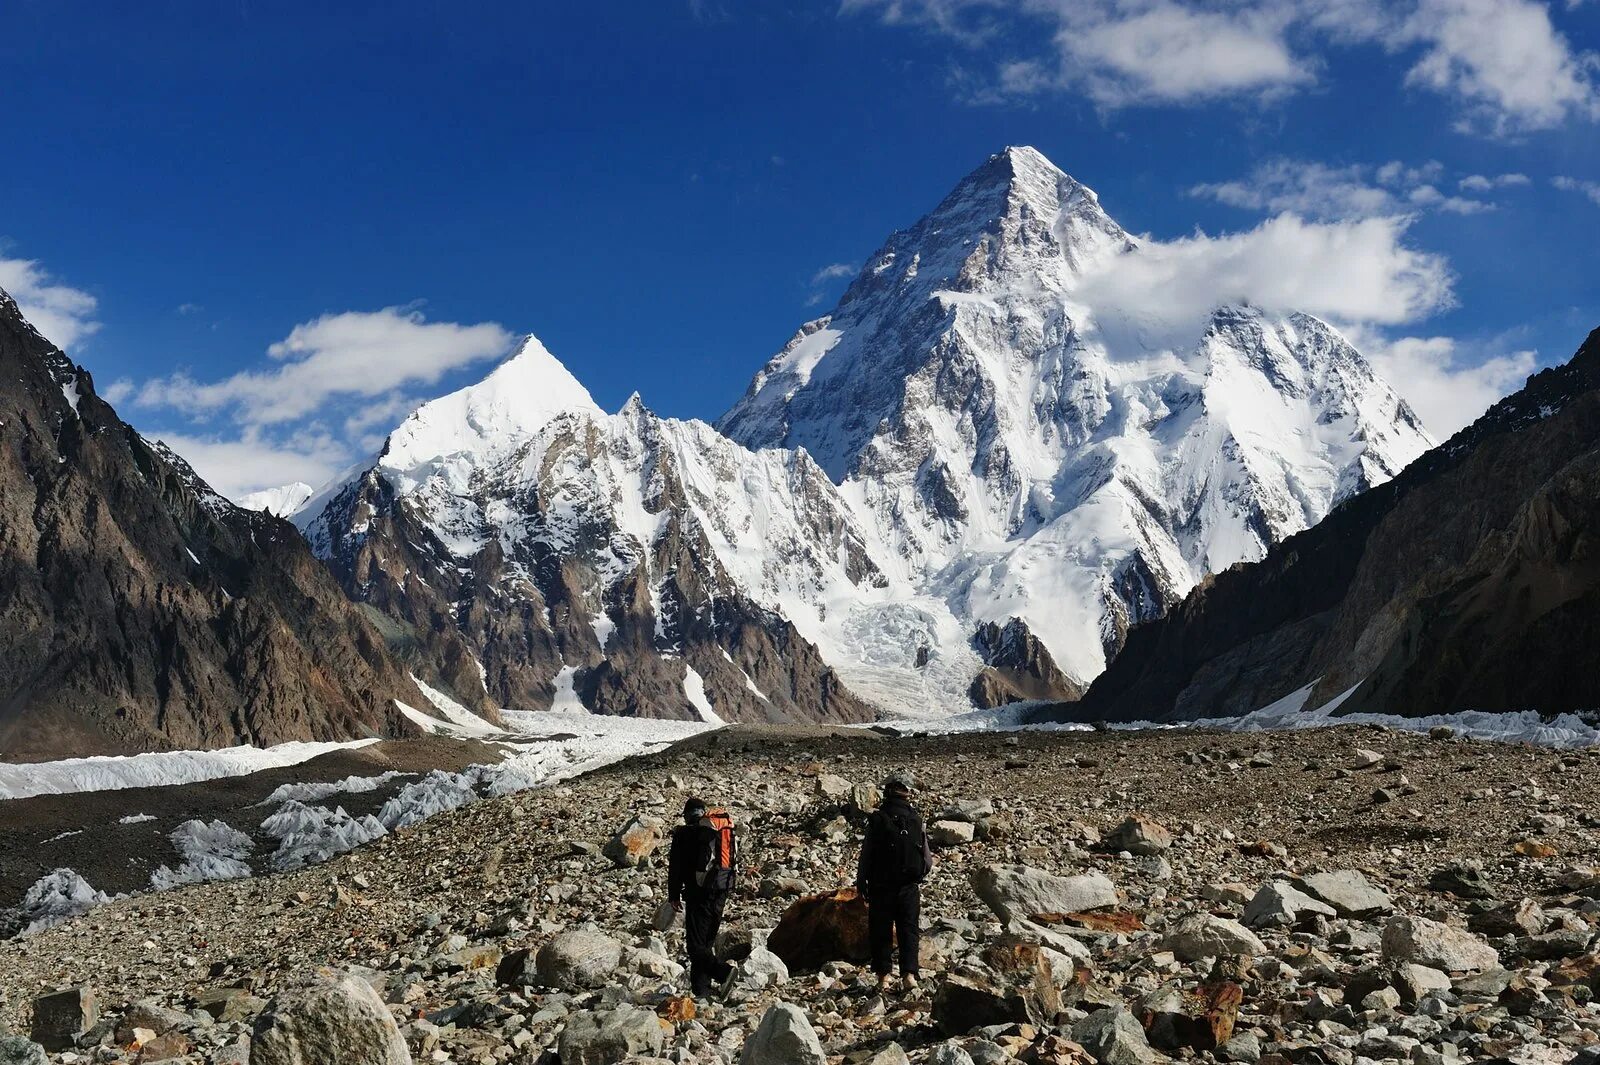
[
  {"xmin": 1056, "ymin": 3, "xmax": 1309, "ymax": 106},
  {"xmin": 1553, "ymin": 175, "xmax": 1600, "ymax": 204},
  {"xmin": 0, "ymin": 257, "xmax": 101, "ymax": 350},
  {"xmin": 1076, "ymin": 214, "xmax": 1455, "ymax": 351},
  {"xmin": 1401, "ymin": 0, "xmax": 1599, "ymax": 134},
  {"xmin": 123, "ymin": 306, "xmax": 517, "ymax": 500},
  {"xmin": 1192, "ymin": 158, "xmax": 1508, "ymax": 220},
  {"xmin": 810, "ymin": 262, "xmax": 857, "ymax": 285},
  {"xmin": 845, "ymin": 0, "xmax": 1599, "ymax": 131},
  {"xmin": 1458, "ymin": 171, "xmax": 1530, "ymax": 190},
  {"xmin": 151, "ymin": 427, "xmax": 346, "ymax": 501},
  {"xmin": 1361, "ymin": 333, "xmax": 1536, "ymax": 436},
  {"xmin": 134, "ymin": 306, "xmax": 515, "ymax": 427}
]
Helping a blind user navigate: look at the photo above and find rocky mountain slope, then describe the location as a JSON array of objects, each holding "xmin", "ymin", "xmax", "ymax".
[
  {"xmin": 294, "ymin": 339, "xmax": 876, "ymax": 725},
  {"xmin": 0, "ymin": 288, "xmax": 434, "ymax": 761},
  {"xmin": 4, "ymin": 724, "xmax": 1598, "ymax": 1064},
  {"xmin": 1036, "ymin": 325, "xmax": 1600, "ymax": 725},
  {"xmin": 720, "ymin": 147, "xmax": 1434, "ymax": 706}
]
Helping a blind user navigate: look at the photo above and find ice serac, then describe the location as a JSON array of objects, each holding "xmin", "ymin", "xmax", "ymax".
[
  {"xmin": 1034, "ymin": 326, "xmax": 1600, "ymax": 726},
  {"xmin": 0, "ymin": 287, "xmax": 432, "ymax": 761},
  {"xmin": 297, "ymin": 341, "xmax": 877, "ymax": 725},
  {"xmin": 720, "ymin": 146, "xmax": 1433, "ymax": 705}
]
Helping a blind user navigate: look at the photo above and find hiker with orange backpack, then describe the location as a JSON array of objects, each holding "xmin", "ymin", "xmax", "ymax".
[{"xmin": 667, "ymin": 796, "xmax": 737, "ymax": 997}]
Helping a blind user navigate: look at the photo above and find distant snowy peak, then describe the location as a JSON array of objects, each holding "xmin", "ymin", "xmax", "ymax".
[
  {"xmin": 379, "ymin": 333, "xmax": 601, "ymax": 496},
  {"xmin": 237, "ymin": 481, "xmax": 315, "ymax": 517}
]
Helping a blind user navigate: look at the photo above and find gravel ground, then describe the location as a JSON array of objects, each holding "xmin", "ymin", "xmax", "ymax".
[{"xmin": 1, "ymin": 722, "xmax": 1597, "ymax": 1063}]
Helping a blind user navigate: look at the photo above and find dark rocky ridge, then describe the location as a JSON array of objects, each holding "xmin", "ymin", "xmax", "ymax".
[
  {"xmin": 0, "ymin": 289, "xmax": 431, "ymax": 761},
  {"xmin": 969, "ymin": 617, "xmax": 1083, "ymax": 708},
  {"xmin": 1036, "ymin": 326, "xmax": 1600, "ymax": 725}
]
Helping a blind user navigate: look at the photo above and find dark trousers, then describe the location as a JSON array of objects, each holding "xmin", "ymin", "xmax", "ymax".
[
  {"xmin": 868, "ymin": 884, "xmax": 920, "ymax": 977},
  {"xmin": 684, "ymin": 889, "xmax": 732, "ymax": 995}
]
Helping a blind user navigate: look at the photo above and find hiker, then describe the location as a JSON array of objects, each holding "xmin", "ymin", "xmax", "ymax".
[
  {"xmin": 667, "ymin": 796, "xmax": 737, "ymax": 997},
  {"xmin": 856, "ymin": 771, "xmax": 933, "ymax": 993}
]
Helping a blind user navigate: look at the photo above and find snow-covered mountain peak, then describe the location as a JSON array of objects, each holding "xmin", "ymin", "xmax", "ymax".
[
  {"xmin": 717, "ymin": 147, "xmax": 1435, "ymax": 705},
  {"xmin": 378, "ymin": 333, "xmax": 601, "ymax": 496},
  {"xmin": 237, "ymin": 481, "xmax": 315, "ymax": 517}
]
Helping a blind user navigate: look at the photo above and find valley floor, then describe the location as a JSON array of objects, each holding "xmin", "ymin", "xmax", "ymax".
[{"xmin": 2, "ymin": 724, "xmax": 1599, "ymax": 1063}]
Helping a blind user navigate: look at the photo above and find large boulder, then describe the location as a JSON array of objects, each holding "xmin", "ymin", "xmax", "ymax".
[
  {"xmin": 556, "ymin": 1006, "xmax": 664, "ymax": 1065},
  {"xmin": 30, "ymin": 987, "xmax": 98, "ymax": 1052},
  {"xmin": 1243, "ymin": 882, "xmax": 1335, "ymax": 929},
  {"xmin": 932, "ymin": 936, "xmax": 1063, "ymax": 1036},
  {"xmin": 1105, "ymin": 815, "xmax": 1173, "ymax": 856},
  {"xmin": 0, "ymin": 1036, "xmax": 47, "ymax": 1065},
  {"xmin": 1072, "ymin": 1007, "xmax": 1158, "ymax": 1065},
  {"xmin": 1296, "ymin": 870, "xmax": 1394, "ymax": 918},
  {"xmin": 929, "ymin": 820, "xmax": 977, "ymax": 848},
  {"xmin": 251, "ymin": 972, "xmax": 410, "ymax": 1065},
  {"xmin": 601, "ymin": 815, "xmax": 666, "ymax": 868},
  {"xmin": 739, "ymin": 1003, "xmax": 826, "ymax": 1065},
  {"xmin": 1381, "ymin": 916, "xmax": 1499, "ymax": 972},
  {"xmin": 536, "ymin": 930, "xmax": 623, "ymax": 991},
  {"xmin": 1162, "ymin": 914, "xmax": 1266, "ymax": 962},
  {"xmin": 970, "ymin": 864, "xmax": 1117, "ymax": 923},
  {"xmin": 767, "ymin": 889, "xmax": 872, "ymax": 973}
]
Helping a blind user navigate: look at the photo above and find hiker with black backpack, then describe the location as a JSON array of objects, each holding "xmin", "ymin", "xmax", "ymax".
[
  {"xmin": 667, "ymin": 796, "xmax": 737, "ymax": 998},
  {"xmin": 856, "ymin": 771, "xmax": 933, "ymax": 994}
]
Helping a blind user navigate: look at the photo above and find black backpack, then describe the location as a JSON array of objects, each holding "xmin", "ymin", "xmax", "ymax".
[{"xmin": 879, "ymin": 806, "xmax": 931, "ymax": 885}]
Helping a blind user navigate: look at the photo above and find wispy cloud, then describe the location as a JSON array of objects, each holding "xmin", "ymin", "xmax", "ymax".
[
  {"xmin": 0, "ymin": 256, "xmax": 101, "ymax": 350},
  {"xmin": 132, "ymin": 306, "xmax": 515, "ymax": 427},
  {"xmin": 805, "ymin": 262, "xmax": 858, "ymax": 306},
  {"xmin": 1191, "ymin": 158, "xmax": 1511, "ymax": 221},
  {"xmin": 120, "ymin": 305, "xmax": 517, "ymax": 498},
  {"xmin": 1553, "ymin": 175, "xmax": 1600, "ymax": 204},
  {"xmin": 1355, "ymin": 330, "xmax": 1537, "ymax": 436},
  {"xmin": 1078, "ymin": 214, "xmax": 1455, "ymax": 347},
  {"xmin": 845, "ymin": 0, "xmax": 1599, "ymax": 134},
  {"xmin": 1458, "ymin": 172, "xmax": 1531, "ymax": 191}
]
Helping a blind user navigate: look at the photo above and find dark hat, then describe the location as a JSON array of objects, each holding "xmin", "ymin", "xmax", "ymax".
[
  {"xmin": 683, "ymin": 796, "xmax": 708, "ymax": 818},
  {"xmin": 884, "ymin": 771, "xmax": 914, "ymax": 795}
]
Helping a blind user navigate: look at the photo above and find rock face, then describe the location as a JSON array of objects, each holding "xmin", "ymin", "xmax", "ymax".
[
  {"xmin": 29, "ymin": 987, "xmax": 97, "ymax": 1051},
  {"xmin": 556, "ymin": 1005, "xmax": 663, "ymax": 1065},
  {"xmin": 296, "ymin": 343, "xmax": 875, "ymax": 726},
  {"xmin": 740, "ymin": 1003, "xmax": 827, "ymax": 1065},
  {"xmin": 970, "ymin": 864, "xmax": 1118, "ymax": 923},
  {"xmin": 1381, "ymin": 915, "xmax": 1500, "ymax": 972},
  {"xmin": 1042, "ymin": 325, "xmax": 1600, "ymax": 726},
  {"xmin": 1162, "ymin": 914, "xmax": 1267, "ymax": 961},
  {"xmin": 767, "ymin": 889, "xmax": 873, "ymax": 973},
  {"xmin": 0, "ymin": 1036, "xmax": 47, "ymax": 1065},
  {"xmin": 250, "ymin": 972, "xmax": 409, "ymax": 1065},
  {"xmin": 933, "ymin": 937, "xmax": 1063, "ymax": 1035},
  {"xmin": 534, "ymin": 930, "xmax": 622, "ymax": 991},
  {"xmin": 720, "ymin": 146, "xmax": 1432, "ymax": 709},
  {"xmin": 0, "ymin": 290, "xmax": 430, "ymax": 760},
  {"xmin": 969, "ymin": 618, "xmax": 1082, "ymax": 708}
]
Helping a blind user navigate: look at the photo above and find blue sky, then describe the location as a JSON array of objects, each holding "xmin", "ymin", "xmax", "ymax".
[{"xmin": 2, "ymin": 0, "xmax": 1596, "ymax": 497}]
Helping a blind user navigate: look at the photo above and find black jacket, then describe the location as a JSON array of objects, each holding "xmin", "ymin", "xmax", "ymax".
[
  {"xmin": 856, "ymin": 795, "xmax": 933, "ymax": 895},
  {"xmin": 668, "ymin": 822, "xmax": 721, "ymax": 904}
]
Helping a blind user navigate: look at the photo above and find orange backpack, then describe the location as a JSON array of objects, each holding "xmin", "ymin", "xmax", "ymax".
[{"xmin": 695, "ymin": 809, "xmax": 737, "ymax": 890}]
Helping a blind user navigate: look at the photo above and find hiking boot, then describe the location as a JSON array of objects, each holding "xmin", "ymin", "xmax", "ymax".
[
  {"xmin": 903, "ymin": 974, "xmax": 920, "ymax": 993},
  {"xmin": 876, "ymin": 974, "xmax": 893, "ymax": 995}
]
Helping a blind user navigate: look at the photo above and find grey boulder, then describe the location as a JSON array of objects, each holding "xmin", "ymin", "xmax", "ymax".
[{"xmin": 251, "ymin": 972, "xmax": 410, "ymax": 1065}]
